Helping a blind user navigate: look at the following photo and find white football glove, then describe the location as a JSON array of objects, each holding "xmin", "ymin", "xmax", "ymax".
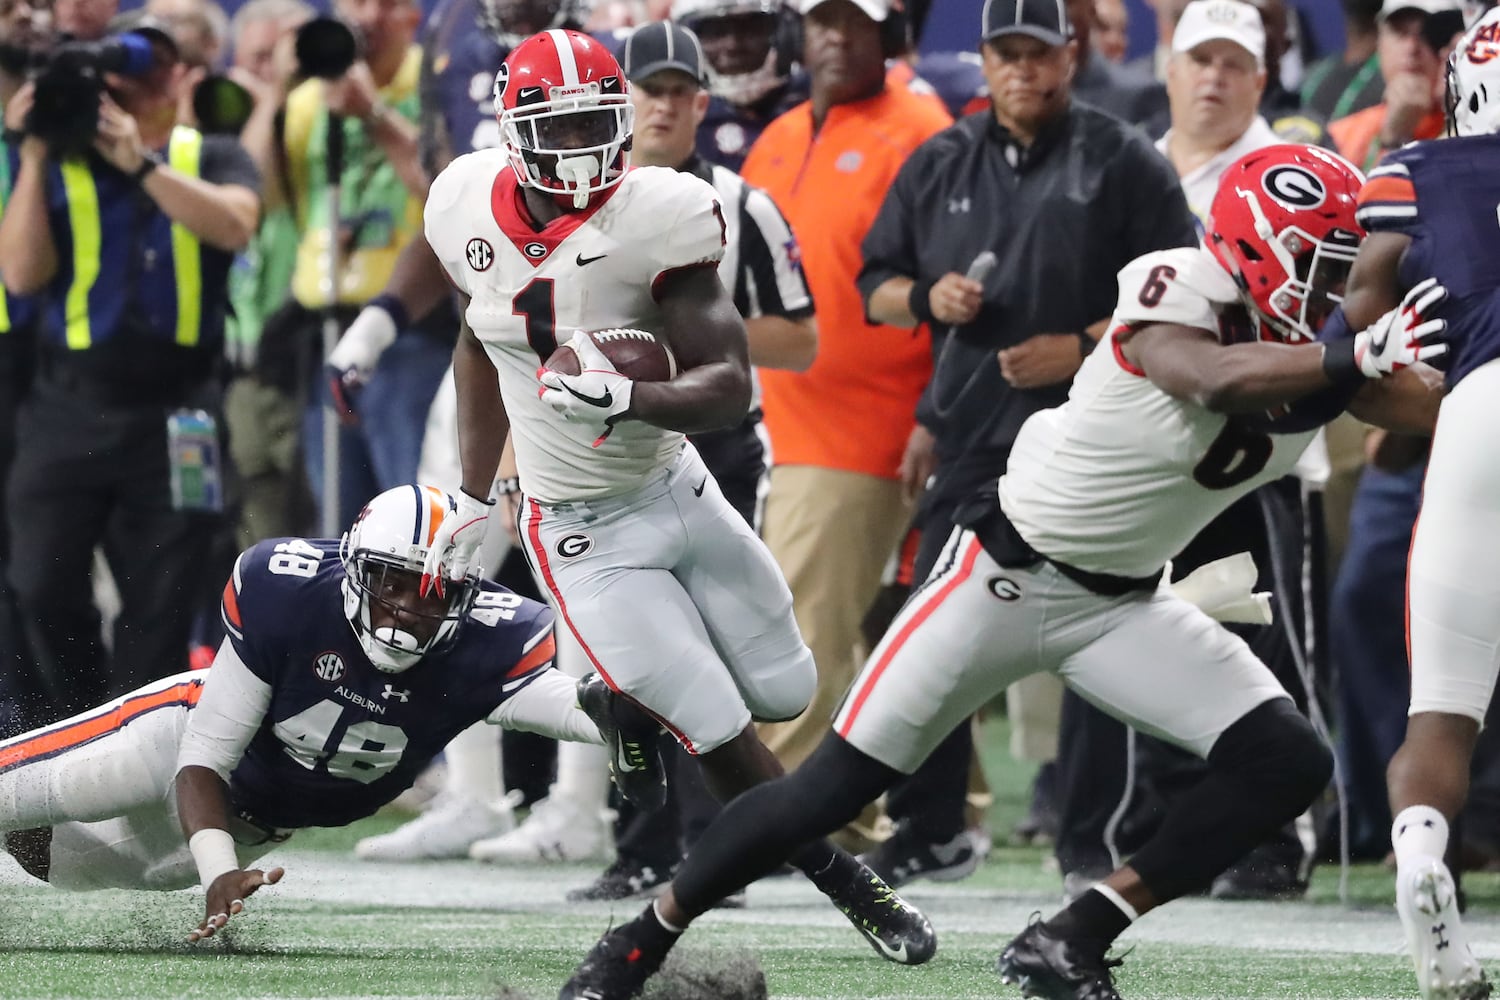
[
  {"xmin": 1353, "ymin": 277, "xmax": 1449, "ymax": 377},
  {"xmin": 328, "ymin": 303, "xmax": 400, "ymax": 381},
  {"xmin": 537, "ymin": 331, "xmax": 634, "ymax": 447},
  {"xmin": 419, "ymin": 489, "xmax": 493, "ymax": 598}
]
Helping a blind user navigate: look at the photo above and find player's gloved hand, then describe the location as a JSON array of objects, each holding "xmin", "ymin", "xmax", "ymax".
[
  {"xmin": 537, "ymin": 331, "xmax": 634, "ymax": 448},
  {"xmin": 1354, "ymin": 277, "xmax": 1449, "ymax": 377},
  {"xmin": 189, "ymin": 866, "xmax": 284, "ymax": 943},
  {"xmin": 325, "ymin": 301, "xmax": 402, "ymax": 426},
  {"xmin": 419, "ymin": 488, "xmax": 493, "ymax": 598}
]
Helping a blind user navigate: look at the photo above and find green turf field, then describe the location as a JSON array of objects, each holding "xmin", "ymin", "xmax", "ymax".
[{"xmin": 2, "ymin": 726, "xmax": 1495, "ymax": 999}]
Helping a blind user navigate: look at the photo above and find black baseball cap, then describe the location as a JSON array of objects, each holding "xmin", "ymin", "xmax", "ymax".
[
  {"xmin": 982, "ymin": 0, "xmax": 1073, "ymax": 46},
  {"xmin": 622, "ymin": 21, "xmax": 708, "ymax": 85}
]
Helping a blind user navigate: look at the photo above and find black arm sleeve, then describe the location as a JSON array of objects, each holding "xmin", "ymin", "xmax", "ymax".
[
  {"xmin": 1113, "ymin": 135, "xmax": 1198, "ymax": 259},
  {"xmin": 198, "ymin": 134, "xmax": 263, "ymax": 193},
  {"xmin": 856, "ymin": 145, "xmax": 928, "ymax": 319}
]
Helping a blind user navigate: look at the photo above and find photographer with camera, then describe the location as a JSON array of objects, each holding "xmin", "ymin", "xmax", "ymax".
[
  {"xmin": 0, "ymin": 16, "xmax": 260, "ymax": 724},
  {"xmin": 241, "ymin": 0, "xmax": 441, "ymax": 532},
  {"xmin": 0, "ymin": 0, "xmax": 49, "ymax": 737}
]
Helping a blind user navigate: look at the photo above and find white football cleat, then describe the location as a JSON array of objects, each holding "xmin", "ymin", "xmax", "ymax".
[
  {"xmin": 354, "ymin": 790, "xmax": 519, "ymax": 862},
  {"xmin": 1397, "ymin": 859, "xmax": 1492, "ymax": 1000},
  {"xmin": 468, "ymin": 792, "xmax": 613, "ymax": 864}
]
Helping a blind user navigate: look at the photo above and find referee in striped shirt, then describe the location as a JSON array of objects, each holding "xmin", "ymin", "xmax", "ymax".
[{"xmin": 566, "ymin": 18, "xmax": 819, "ymax": 903}]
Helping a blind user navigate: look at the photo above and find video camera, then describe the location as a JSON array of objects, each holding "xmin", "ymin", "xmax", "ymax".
[{"xmin": 25, "ymin": 31, "xmax": 160, "ymax": 157}]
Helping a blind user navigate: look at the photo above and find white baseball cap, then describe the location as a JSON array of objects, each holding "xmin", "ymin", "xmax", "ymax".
[
  {"xmin": 1378, "ymin": 0, "xmax": 1462, "ymax": 21},
  {"xmin": 1173, "ymin": 0, "xmax": 1266, "ymax": 67},
  {"xmin": 800, "ymin": 0, "xmax": 893, "ymax": 21}
]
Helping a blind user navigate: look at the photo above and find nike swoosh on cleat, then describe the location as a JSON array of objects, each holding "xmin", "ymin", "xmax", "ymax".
[
  {"xmin": 561, "ymin": 382, "xmax": 613, "ymax": 408},
  {"xmin": 576, "ymin": 253, "xmax": 608, "ymax": 266},
  {"xmin": 865, "ymin": 934, "xmax": 908, "ymax": 964}
]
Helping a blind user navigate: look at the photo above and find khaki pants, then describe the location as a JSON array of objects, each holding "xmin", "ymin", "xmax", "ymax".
[
  {"xmin": 225, "ymin": 376, "xmax": 307, "ymax": 548},
  {"xmin": 756, "ymin": 465, "xmax": 910, "ymax": 850}
]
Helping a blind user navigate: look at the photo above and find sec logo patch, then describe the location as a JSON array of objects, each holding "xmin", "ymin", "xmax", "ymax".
[
  {"xmin": 314, "ymin": 651, "xmax": 346, "ymax": 681},
  {"xmin": 466, "ymin": 237, "xmax": 494, "ymax": 271}
]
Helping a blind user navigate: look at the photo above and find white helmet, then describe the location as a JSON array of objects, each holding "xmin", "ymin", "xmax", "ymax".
[
  {"xmin": 1446, "ymin": 6, "xmax": 1500, "ymax": 136},
  {"xmin": 669, "ymin": 0, "xmax": 795, "ymax": 106},
  {"xmin": 340, "ymin": 485, "xmax": 481, "ymax": 674}
]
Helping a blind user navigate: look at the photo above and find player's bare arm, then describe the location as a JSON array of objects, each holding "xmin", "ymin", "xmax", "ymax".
[
  {"xmin": 1122, "ymin": 322, "xmax": 1338, "ymax": 413},
  {"xmin": 452, "ymin": 295, "xmax": 511, "ymax": 499},
  {"xmin": 174, "ymin": 765, "xmax": 285, "ymax": 943},
  {"xmin": 1348, "ymin": 362, "xmax": 1445, "ymax": 435},
  {"xmin": 1339, "ymin": 231, "xmax": 1412, "ymax": 329},
  {"xmin": 630, "ymin": 265, "xmax": 753, "ymax": 434},
  {"xmin": 174, "ymin": 641, "xmax": 284, "ymax": 943}
]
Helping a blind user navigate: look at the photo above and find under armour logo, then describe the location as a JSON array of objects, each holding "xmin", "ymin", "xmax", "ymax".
[
  {"xmin": 948, "ymin": 197, "xmax": 971, "ymax": 214},
  {"xmin": 382, "ymin": 685, "xmax": 411, "ymax": 702}
]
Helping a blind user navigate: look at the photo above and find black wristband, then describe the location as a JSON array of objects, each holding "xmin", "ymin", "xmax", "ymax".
[
  {"xmin": 130, "ymin": 152, "xmax": 161, "ymax": 184},
  {"xmin": 367, "ymin": 292, "xmax": 412, "ymax": 332},
  {"xmin": 1, "ymin": 126, "xmax": 23, "ymax": 146},
  {"xmin": 1320, "ymin": 338, "xmax": 1363, "ymax": 387},
  {"xmin": 908, "ymin": 278, "xmax": 937, "ymax": 326},
  {"xmin": 460, "ymin": 485, "xmax": 496, "ymax": 506}
]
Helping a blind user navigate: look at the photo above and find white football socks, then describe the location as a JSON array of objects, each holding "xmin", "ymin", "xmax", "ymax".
[
  {"xmin": 443, "ymin": 720, "xmax": 504, "ymax": 804},
  {"xmin": 1392, "ymin": 805, "xmax": 1450, "ymax": 868}
]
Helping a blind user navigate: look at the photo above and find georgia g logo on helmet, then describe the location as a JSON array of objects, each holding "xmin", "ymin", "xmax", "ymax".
[{"xmin": 1262, "ymin": 165, "xmax": 1327, "ymax": 210}]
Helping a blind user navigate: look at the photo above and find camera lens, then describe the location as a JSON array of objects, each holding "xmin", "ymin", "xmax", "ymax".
[{"xmin": 294, "ymin": 17, "xmax": 359, "ymax": 80}]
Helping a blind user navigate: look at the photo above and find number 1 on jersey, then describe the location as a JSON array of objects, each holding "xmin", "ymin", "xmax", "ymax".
[{"xmin": 514, "ymin": 277, "xmax": 557, "ymax": 361}]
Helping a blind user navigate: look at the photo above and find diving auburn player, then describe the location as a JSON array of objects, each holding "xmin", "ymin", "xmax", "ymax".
[
  {"xmin": 420, "ymin": 28, "xmax": 937, "ymax": 975},
  {"xmin": 555, "ymin": 145, "xmax": 1449, "ymax": 1000},
  {"xmin": 0, "ymin": 484, "xmax": 634, "ymax": 942}
]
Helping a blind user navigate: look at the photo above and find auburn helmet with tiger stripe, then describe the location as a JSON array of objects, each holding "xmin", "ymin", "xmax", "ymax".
[{"xmin": 339, "ymin": 484, "xmax": 482, "ymax": 673}]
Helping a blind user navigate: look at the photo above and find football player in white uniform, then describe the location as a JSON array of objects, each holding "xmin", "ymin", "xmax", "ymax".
[
  {"xmin": 556, "ymin": 143, "xmax": 1449, "ymax": 1000},
  {"xmin": 418, "ymin": 28, "xmax": 936, "ymax": 983}
]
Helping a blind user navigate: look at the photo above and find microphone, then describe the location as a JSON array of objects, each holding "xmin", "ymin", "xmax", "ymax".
[{"xmin": 965, "ymin": 250, "xmax": 998, "ymax": 285}]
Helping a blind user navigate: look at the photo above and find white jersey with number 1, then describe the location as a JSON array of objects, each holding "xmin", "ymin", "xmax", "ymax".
[
  {"xmin": 423, "ymin": 153, "xmax": 728, "ymax": 503},
  {"xmin": 1000, "ymin": 246, "xmax": 1319, "ymax": 579}
]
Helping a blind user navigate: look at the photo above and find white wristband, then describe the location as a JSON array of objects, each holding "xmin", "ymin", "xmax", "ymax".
[{"xmin": 189, "ymin": 828, "xmax": 239, "ymax": 888}]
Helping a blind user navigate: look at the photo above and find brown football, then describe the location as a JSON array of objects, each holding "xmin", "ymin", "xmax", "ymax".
[{"xmin": 544, "ymin": 329, "xmax": 678, "ymax": 382}]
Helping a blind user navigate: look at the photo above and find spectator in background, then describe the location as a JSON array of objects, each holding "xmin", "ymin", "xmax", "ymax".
[
  {"xmin": 854, "ymin": 0, "xmax": 1195, "ymax": 886},
  {"xmin": 1094, "ymin": 0, "xmax": 1128, "ymax": 62},
  {"xmin": 0, "ymin": 17, "xmax": 260, "ymax": 721},
  {"xmin": 741, "ymin": 0, "xmax": 950, "ymax": 853},
  {"xmin": 1302, "ymin": 0, "xmax": 1385, "ymax": 122},
  {"xmin": 1329, "ymin": 0, "xmax": 1463, "ymax": 172},
  {"xmin": 147, "ymin": 0, "xmax": 228, "ymax": 69},
  {"xmin": 1127, "ymin": 0, "xmax": 1191, "ymax": 81},
  {"xmin": 671, "ymin": 0, "xmax": 808, "ymax": 172},
  {"xmin": 1064, "ymin": 0, "xmax": 1169, "ymax": 129},
  {"xmin": 0, "ymin": 0, "xmax": 49, "ymax": 738},
  {"xmin": 1246, "ymin": 0, "xmax": 1327, "ymax": 141},
  {"xmin": 54, "ymin": 0, "xmax": 117, "ymax": 39},
  {"xmin": 222, "ymin": 0, "xmax": 314, "ymax": 548},
  {"xmin": 243, "ymin": 0, "xmax": 444, "ymax": 530}
]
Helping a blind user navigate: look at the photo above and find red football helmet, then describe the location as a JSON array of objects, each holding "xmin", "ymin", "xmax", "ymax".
[
  {"xmin": 1205, "ymin": 144, "xmax": 1366, "ymax": 344},
  {"xmin": 493, "ymin": 29, "xmax": 634, "ymax": 210}
]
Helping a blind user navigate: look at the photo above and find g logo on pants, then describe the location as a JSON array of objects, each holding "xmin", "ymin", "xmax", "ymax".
[{"xmin": 557, "ymin": 533, "xmax": 593, "ymax": 558}]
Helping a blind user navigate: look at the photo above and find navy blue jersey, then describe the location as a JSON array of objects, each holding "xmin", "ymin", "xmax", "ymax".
[
  {"xmin": 697, "ymin": 76, "xmax": 808, "ymax": 173},
  {"xmin": 1356, "ymin": 135, "xmax": 1500, "ymax": 387},
  {"xmin": 220, "ymin": 537, "xmax": 556, "ymax": 829}
]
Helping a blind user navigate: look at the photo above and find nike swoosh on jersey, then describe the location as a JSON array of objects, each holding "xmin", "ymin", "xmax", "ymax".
[
  {"xmin": 561, "ymin": 382, "xmax": 613, "ymax": 408},
  {"xmin": 692, "ymin": 477, "xmax": 707, "ymax": 497},
  {"xmin": 576, "ymin": 252, "xmax": 608, "ymax": 266}
]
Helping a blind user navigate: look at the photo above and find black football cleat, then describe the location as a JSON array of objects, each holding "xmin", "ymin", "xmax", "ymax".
[
  {"xmin": 566, "ymin": 858, "xmax": 675, "ymax": 902},
  {"xmin": 577, "ymin": 673, "xmax": 667, "ymax": 812},
  {"xmin": 825, "ymin": 862, "xmax": 938, "ymax": 965},
  {"xmin": 558, "ymin": 911, "xmax": 675, "ymax": 1000},
  {"xmin": 997, "ymin": 919, "xmax": 1125, "ymax": 1000}
]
